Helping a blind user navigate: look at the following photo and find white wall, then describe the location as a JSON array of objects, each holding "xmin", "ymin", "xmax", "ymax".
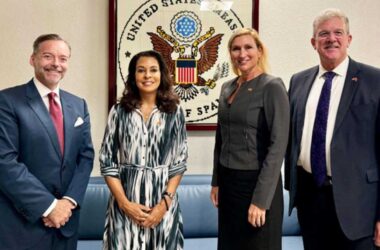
[
  {"xmin": 0, "ymin": 0, "xmax": 108, "ymax": 176},
  {"xmin": 1, "ymin": 0, "xmax": 379, "ymax": 176},
  {"xmin": 259, "ymin": 0, "xmax": 380, "ymax": 86}
]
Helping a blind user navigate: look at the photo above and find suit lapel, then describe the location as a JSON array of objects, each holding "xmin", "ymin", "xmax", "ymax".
[
  {"xmin": 295, "ymin": 67, "xmax": 319, "ymax": 146},
  {"xmin": 333, "ymin": 59, "xmax": 360, "ymax": 135},
  {"xmin": 222, "ymin": 78, "xmax": 238, "ymax": 101},
  {"xmin": 26, "ymin": 81, "xmax": 62, "ymax": 158},
  {"xmin": 60, "ymin": 91, "xmax": 75, "ymax": 160}
]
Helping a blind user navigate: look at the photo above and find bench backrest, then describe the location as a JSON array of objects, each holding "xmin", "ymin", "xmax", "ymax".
[
  {"xmin": 78, "ymin": 175, "xmax": 300, "ymax": 239},
  {"xmin": 177, "ymin": 175, "xmax": 218, "ymax": 238}
]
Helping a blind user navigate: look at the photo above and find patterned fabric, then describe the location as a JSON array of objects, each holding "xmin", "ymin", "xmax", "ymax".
[
  {"xmin": 310, "ymin": 71, "xmax": 335, "ymax": 186},
  {"xmin": 100, "ymin": 104, "xmax": 188, "ymax": 250}
]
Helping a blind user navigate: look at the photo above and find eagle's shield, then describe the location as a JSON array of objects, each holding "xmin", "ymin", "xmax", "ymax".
[{"xmin": 175, "ymin": 59, "xmax": 197, "ymax": 84}]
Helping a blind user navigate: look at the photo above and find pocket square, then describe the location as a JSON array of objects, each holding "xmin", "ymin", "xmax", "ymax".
[{"xmin": 74, "ymin": 117, "xmax": 84, "ymax": 127}]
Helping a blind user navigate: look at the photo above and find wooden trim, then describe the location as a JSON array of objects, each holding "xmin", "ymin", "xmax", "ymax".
[
  {"xmin": 108, "ymin": 0, "xmax": 260, "ymax": 130},
  {"xmin": 108, "ymin": 0, "xmax": 117, "ymax": 109}
]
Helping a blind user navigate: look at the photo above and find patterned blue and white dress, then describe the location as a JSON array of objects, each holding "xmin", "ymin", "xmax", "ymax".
[{"xmin": 99, "ymin": 104, "xmax": 188, "ymax": 250}]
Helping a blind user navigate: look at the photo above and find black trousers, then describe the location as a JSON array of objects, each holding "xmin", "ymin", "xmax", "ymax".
[
  {"xmin": 296, "ymin": 167, "xmax": 379, "ymax": 250},
  {"xmin": 27, "ymin": 229, "xmax": 78, "ymax": 250},
  {"xmin": 218, "ymin": 166, "xmax": 283, "ymax": 250}
]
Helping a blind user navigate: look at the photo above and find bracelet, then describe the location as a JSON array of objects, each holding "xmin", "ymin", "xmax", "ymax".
[
  {"xmin": 162, "ymin": 196, "xmax": 169, "ymax": 211},
  {"xmin": 162, "ymin": 191, "xmax": 174, "ymax": 200}
]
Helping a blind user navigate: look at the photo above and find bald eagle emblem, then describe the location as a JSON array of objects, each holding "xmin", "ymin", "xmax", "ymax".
[{"xmin": 147, "ymin": 11, "xmax": 228, "ymax": 102}]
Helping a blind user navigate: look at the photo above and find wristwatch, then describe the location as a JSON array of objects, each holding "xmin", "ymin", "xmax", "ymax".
[{"xmin": 162, "ymin": 191, "xmax": 174, "ymax": 199}]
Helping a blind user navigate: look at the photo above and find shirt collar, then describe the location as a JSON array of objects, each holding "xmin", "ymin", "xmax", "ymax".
[
  {"xmin": 33, "ymin": 77, "xmax": 60, "ymax": 98},
  {"xmin": 317, "ymin": 56, "xmax": 350, "ymax": 79}
]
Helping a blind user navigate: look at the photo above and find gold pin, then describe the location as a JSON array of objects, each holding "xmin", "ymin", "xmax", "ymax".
[{"xmin": 248, "ymin": 88, "xmax": 253, "ymax": 91}]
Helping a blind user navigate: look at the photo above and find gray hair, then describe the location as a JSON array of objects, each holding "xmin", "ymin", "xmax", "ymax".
[{"xmin": 312, "ymin": 8, "xmax": 350, "ymax": 37}]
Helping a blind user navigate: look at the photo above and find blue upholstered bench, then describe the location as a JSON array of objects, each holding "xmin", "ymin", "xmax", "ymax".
[{"xmin": 77, "ymin": 175, "xmax": 302, "ymax": 249}]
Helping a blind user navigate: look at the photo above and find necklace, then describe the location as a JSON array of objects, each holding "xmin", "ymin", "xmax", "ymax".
[
  {"xmin": 141, "ymin": 107, "xmax": 154, "ymax": 122},
  {"xmin": 140, "ymin": 100, "xmax": 156, "ymax": 122}
]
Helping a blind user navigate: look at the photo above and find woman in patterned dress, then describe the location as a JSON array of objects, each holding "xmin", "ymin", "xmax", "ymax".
[{"xmin": 99, "ymin": 50, "xmax": 188, "ymax": 250}]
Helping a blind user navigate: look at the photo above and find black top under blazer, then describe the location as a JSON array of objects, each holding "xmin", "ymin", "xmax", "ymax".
[{"xmin": 212, "ymin": 73, "xmax": 290, "ymax": 209}]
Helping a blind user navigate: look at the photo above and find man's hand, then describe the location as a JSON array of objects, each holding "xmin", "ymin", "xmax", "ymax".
[
  {"xmin": 44, "ymin": 199, "xmax": 75, "ymax": 228},
  {"xmin": 374, "ymin": 221, "xmax": 380, "ymax": 246}
]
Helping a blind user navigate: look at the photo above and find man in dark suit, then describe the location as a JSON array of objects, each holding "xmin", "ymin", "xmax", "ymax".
[
  {"xmin": 285, "ymin": 8, "xmax": 380, "ymax": 250},
  {"xmin": 0, "ymin": 34, "xmax": 94, "ymax": 250}
]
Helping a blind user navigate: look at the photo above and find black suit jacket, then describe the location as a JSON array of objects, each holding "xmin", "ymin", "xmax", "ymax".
[{"xmin": 285, "ymin": 58, "xmax": 380, "ymax": 240}]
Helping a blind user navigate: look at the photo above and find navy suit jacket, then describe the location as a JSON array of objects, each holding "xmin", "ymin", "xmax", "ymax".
[
  {"xmin": 0, "ymin": 80, "xmax": 94, "ymax": 249},
  {"xmin": 285, "ymin": 58, "xmax": 380, "ymax": 240}
]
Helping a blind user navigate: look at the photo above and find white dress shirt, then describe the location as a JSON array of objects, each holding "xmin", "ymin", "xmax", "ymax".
[
  {"xmin": 297, "ymin": 57, "xmax": 349, "ymax": 176},
  {"xmin": 33, "ymin": 78, "xmax": 77, "ymax": 217},
  {"xmin": 34, "ymin": 78, "xmax": 62, "ymax": 111}
]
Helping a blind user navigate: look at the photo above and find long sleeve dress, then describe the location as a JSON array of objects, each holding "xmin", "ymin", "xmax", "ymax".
[{"xmin": 99, "ymin": 104, "xmax": 188, "ymax": 250}]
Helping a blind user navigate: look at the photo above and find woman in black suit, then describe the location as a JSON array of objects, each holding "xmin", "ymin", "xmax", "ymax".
[{"xmin": 210, "ymin": 28, "xmax": 290, "ymax": 250}]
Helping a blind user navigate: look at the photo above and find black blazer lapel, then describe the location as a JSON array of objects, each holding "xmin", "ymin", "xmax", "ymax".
[
  {"xmin": 26, "ymin": 81, "xmax": 62, "ymax": 158},
  {"xmin": 222, "ymin": 78, "xmax": 238, "ymax": 101},
  {"xmin": 333, "ymin": 58, "xmax": 360, "ymax": 135}
]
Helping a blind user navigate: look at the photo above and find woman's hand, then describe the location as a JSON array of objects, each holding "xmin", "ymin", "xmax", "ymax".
[
  {"xmin": 210, "ymin": 186, "xmax": 219, "ymax": 208},
  {"xmin": 105, "ymin": 177, "xmax": 151, "ymax": 225},
  {"xmin": 141, "ymin": 200, "xmax": 167, "ymax": 228},
  {"xmin": 119, "ymin": 200, "xmax": 151, "ymax": 225},
  {"xmin": 248, "ymin": 204, "xmax": 266, "ymax": 227}
]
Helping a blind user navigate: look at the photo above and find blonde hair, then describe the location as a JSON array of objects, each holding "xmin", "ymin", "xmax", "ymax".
[{"xmin": 228, "ymin": 27, "xmax": 269, "ymax": 75}]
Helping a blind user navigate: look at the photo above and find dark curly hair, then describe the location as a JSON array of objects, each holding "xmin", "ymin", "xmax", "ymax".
[{"xmin": 119, "ymin": 50, "xmax": 179, "ymax": 113}]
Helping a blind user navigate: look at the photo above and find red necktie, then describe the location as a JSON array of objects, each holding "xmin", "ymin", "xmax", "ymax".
[{"xmin": 48, "ymin": 92, "xmax": 64, "ymax": 155}]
